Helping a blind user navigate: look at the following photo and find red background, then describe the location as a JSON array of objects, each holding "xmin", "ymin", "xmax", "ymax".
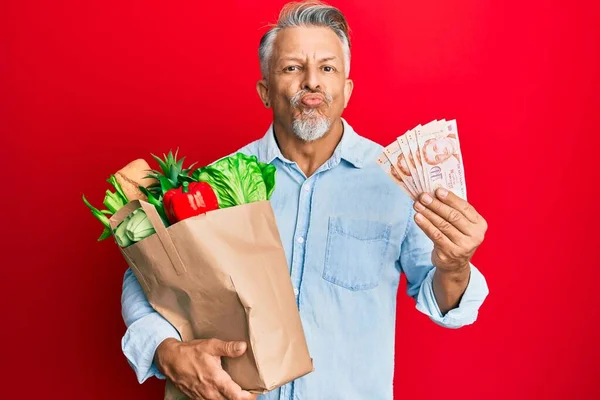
[{"xmin": 1, "ymin": 0, "xmax": 599, "ymax": 398}]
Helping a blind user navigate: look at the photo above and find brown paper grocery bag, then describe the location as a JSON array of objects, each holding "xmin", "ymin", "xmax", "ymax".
[{"xmin": 110, "ymin": 200, "xmax": 314, "ymax": 399}]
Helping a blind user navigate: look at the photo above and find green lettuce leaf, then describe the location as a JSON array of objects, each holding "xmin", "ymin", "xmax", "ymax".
[
  {"xmin": 192, "ymin": 153, "xmax": 275, "ymax": 208},
  {"xmin": 258, "ymin": 161, "xmax": 276, "ymax": 200}
]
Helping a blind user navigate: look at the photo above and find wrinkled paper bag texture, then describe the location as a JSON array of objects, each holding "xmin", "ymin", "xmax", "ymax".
[{"xmin": 110, "ymin": 200, "xmax": 314, "ymax": 399}]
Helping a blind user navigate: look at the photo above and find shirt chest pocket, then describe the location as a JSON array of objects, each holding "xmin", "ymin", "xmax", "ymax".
[{"xmin": 323, "ymin": 216, "xmax": 392, "ymax": 291}]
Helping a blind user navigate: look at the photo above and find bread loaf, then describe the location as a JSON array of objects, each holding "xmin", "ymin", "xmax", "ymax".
[{"xmin": 115, "ymin": 159, "xmax": 157, "ymax": 201}]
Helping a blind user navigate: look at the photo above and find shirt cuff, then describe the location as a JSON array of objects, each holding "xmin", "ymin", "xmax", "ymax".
[
  {"xmin": 415, "ymin": 263, "xmax": 489, "ymax": 329},
  {"xmin": 121, "ymin": 312, "xmax": 182, "ymax": 383}
]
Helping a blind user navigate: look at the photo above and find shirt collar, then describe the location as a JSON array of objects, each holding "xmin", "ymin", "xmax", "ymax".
[{"xmin": 258, "ymin": 117, "xmax": 364, "ymax": 169}]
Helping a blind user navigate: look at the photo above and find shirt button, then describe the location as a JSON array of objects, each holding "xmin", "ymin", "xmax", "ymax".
[
  {"xmin": 293, "ymin": 288, "xmax": 299, "ymax": 296},
  {"xmin": 303, "ymin": 184, "xmax": 310, "ymax": 192},
  {"xmin": 297, "ymin": 236, "xmax": 304, "ymax": 244}
]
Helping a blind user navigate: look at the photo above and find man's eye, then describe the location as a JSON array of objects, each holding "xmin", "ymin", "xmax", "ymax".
[
  {"xmin": 285, "ymin": 66, "xmax": 300, "ymax": 72},
  {"xmin": 322, "ymin": 66, "xmax": 335, "ymax": 72}
]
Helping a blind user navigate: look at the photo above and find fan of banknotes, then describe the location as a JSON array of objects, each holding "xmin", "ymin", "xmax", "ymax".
[{"xmin": 377, "ymin": 119, "xmax": 467, "ymax": 201}]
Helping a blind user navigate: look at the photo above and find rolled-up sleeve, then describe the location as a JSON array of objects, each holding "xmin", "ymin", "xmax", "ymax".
[
  {"xmin": 121, "ymin": 268, "xmax": 181, "ymax": 383},
  {"xmin": 415, "ymin": 263, "xmax": 489, "ymax": 328},
  {"xmin": 399, "ymin": 207, "xmax": 489, "ymax": 329}
]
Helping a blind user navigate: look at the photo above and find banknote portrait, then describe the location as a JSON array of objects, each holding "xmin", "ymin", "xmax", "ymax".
[
  {"xmin": 395, "ymin": 152, "xmax": 413, "ymax": 176},
  {"xmin": 422, "ymin": 133, "xmax": 460, "ymax": 165}
]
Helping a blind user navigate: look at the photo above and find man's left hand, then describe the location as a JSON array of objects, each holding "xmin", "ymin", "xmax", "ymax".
[{"xmin": 413, "ymin": 188, "xmax": 488, "ymax": 273}]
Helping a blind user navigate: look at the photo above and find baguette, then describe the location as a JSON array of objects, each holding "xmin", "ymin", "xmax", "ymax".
[{"xmin": 115, "ymin": 159, "xmax": 157, "ymax": 201}]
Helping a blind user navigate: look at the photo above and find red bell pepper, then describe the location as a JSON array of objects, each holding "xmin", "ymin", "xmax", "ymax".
[{"xmin": 163, "ymin": 181, "xmax": 219, "ymax": 224}]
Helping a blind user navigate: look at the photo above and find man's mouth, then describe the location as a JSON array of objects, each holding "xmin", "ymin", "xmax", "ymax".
[{"xmin": 300, "ymin": 94, "xmax": 325, "ymax": 108}]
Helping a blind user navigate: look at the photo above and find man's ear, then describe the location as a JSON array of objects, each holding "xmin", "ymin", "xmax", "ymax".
[
  {"xmin": 343, "ymin": 78, "xmax": 354, "ymax": 108},
  {"xmin": 256, "ymin": 79, "xmax": 270, "ymax": 108}
]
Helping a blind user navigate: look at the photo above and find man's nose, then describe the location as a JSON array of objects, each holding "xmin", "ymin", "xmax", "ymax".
[{"xmin": 301, "ymin": 66, "xmax": 321, "ymax": 91}]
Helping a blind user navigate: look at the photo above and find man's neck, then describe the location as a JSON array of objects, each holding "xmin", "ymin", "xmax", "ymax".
[{"xmin": 272, "ymin": 118, "xmax": 344, "ymax": 177}]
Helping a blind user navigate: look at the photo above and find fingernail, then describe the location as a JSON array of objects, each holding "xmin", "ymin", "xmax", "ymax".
[
  {"xmin": 234, "ymin": 342, "xmax": 245, "ymax": 352},
  {"xmin": 414, "ymin": 202, "xmax": 425, "ymax": 211},
  {"xmin": 421, "ymin": 193, "xmax": 433, "ymax": 205},
  {"xmin": 437, "ymin": 188, "xmax": 448, "ymax": 198},
  {"xmin": 415, "ymin": 213, "xmax": 424, "ymax": 222}
]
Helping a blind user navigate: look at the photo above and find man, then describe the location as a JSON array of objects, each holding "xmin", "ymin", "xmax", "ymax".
[
  {"xmin": 395, "ymin": 152, "xmax": 415, "ymax": 177},
  {"xmin": 422, "ymin": 134, "xmax": 461, "ymax": 165},
  {"xmin": 120, "ymin": 1, "xmax": 490, "ymax": 399}
]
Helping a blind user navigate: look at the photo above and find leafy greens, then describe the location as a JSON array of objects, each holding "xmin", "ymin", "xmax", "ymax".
[{"xmin": 192, "ymin": 153, "xmax": 276, "ymax": 208}]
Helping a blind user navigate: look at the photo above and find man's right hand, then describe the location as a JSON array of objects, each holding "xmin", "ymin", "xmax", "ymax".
[{"xmin": 154, "ymin": 337, "xmax": 258, "ymax": 400}]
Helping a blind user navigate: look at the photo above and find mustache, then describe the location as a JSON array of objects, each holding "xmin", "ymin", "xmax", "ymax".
[{"xmin": 290, "ymin": 89, "xmax": 333, "ymax": 108}]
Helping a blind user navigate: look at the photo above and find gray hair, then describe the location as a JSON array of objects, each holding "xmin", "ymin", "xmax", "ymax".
[{"xmin": 258, "ymin": 1, "xmax": 352, "ymax": 81}]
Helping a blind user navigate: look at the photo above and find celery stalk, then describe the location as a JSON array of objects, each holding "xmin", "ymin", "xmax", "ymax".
[
  {"xmin": 103, "ymin": 190, "xmax": 126, "ymax": 214},
  {"xmin": 107, "ymin": 174, "xmax": 129, "ymax": 204}
]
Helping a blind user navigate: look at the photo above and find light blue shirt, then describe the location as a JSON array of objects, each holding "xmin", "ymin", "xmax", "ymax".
[{"xmin": 121, "ymin": 118, "xmax": 489, "ymax": 400}]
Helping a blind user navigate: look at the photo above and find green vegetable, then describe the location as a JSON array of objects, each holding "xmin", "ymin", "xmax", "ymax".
[
  {"xmin": 83, "ymin": 174, "xmax": 130, "ymax": 241},
  {"xmin": 114, "ymin": 215, "xmax": 133, "ymax": 247},
  {"xmin": 82, "ymin": 195, "xmax": 111, "ymax": 229},
  {"xmin": 103, "ymin": 190, "xmax": 127, "ymax": 214},
  {"xmin": 106, "ymin": 174, "xmax": 129, "ymax": 204},
  {"xmin": 257, "ymin": 160, "xmax": 276, "ymax": 200},
  {"xmin": 145, "ymin": 149, "xmax": 197, "ymax": 198},
  {"xmin": 125, "ymin": 209, "xmax": 156, "ymax": 242},
  {"xmin": 192, "ymin": 153, "xmax": 276, "ymax": 208},
  {"xmin": 138, "ymin": 186, "xmax": 170, "ymax": 227},
  {"xmin": 98, "ymin": 226, "xmax": 112, "ymax": 241},
  {"xmin": 82, "ymin": 195, "xmax": 114, "ymax": 241}
]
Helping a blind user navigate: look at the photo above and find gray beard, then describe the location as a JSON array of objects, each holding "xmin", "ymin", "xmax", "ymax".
[{"xmin": 292, "ymin": 109, "xmax": 331, "ymax": 142}]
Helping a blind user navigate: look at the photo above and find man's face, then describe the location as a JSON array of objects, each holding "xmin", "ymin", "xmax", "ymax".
[
  {"xmin": 423, "ymin": 137, "xmax": 456, "ymax": 165},
  {"xmin": 396, "ymin": 153, "xmax": 412, "ymax": 176},
  {"xmin": 258, "ymin": 26, "xmax": 353, "ymax": 141}
]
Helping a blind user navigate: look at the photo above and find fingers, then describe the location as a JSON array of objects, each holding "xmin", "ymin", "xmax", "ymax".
[
  {"xmin": 210, "ymin": 369, "xmax": 257, "ymax": 400},
  {"xmin": 200, "ymin": 389, "xmax": 226, "ymax": 400},
  {"xmin": 219, "ymin": 391, "xmax": 257, "ymax": 400},
  {"xmin": 415, "ymin": 192, "xmax": 473, "ymax": 235},
  {"xmin": 214, "ymin": 371, "xmax": 243, "ymax": 399},
  {"xmin": 217, "ymin": 377, "xmax": 257, "ymax": 400},
  {"xmin": 434, "ymin": 188, "xmax": 482, "ymax": 223},
  {"xmin": 202, "ymin": 339, "xmax": 252, "ymax": 400},
  {"xmin": 207, "ymin": 339, "xmax": 248, "ymax": 358},
  {"xmin": 167, "ymin": 339, "xmax": 254, "ymax": 400},
  {"xmin": 178, "ymin": 385, "xmax": 222, "ymax": 400},
  {"xmin": 414, "ymin": 211, "xmax": 460, "ymax": 253},
  {"xmin": 413, "ymin": 201, "xmax": 465, "ymax": 245},
  {"xmin": 434, "ymin": 188, "xmax": 489, "ymax": 241},
  {"xmin": 176, "ymin": 379, "xmax": 226, "ymax": 400}
]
